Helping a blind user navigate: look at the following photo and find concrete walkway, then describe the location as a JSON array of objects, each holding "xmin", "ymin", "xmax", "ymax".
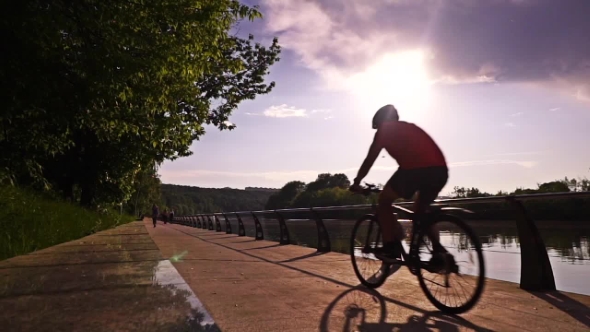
[
  {"xmin": 0, "ymin": 221, "xmax": 218, "ymax": 332},
  {"xmin": 2, "ymin": 218, "xmax": 590, "ymax": 331},
  {"xmin": 147, "ymin": 219, "xmax": 590, "ymax": 332}
]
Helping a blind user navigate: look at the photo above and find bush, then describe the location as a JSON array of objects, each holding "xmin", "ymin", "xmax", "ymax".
[{"xmin": 0, "ymin": 185, "xmax": 135, "ymax": 260}]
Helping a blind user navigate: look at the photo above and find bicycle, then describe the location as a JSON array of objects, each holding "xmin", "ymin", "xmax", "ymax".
[{"xmin": 349, "ymin": 183, "xmax": 486, "ymax": 314}]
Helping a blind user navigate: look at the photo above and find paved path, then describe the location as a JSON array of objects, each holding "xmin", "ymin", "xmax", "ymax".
[
  {"xmin": 147, "ymin": 219, "xmax": 590, "ymax": 332},
  {"xmin": 2, "ymin": 218, "xmax": 590, "ymax": 331},
  {"xmin": 0, "ymin": 221, "xmax": 217, "ymax": 332}
]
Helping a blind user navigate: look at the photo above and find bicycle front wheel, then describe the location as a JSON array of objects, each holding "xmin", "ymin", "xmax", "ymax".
[
  {"xmin": 416, "ymin": 213, "xmax": 486, "ymax": 314},
  {"xmin": 350, "ymin": 215, "xmax": 390, "ymax": 289}
]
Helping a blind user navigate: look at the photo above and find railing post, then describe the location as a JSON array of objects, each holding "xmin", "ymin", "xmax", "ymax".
[
  {"xmin": 274, "ymin": 211, "xmax": 290, "ymax": 245},
  {"xmin": 507, "ymin": 197, "xmax": 556, "ymax": 291},
  {"xmin": 207, "ymin": 215, "xmax": 214, "ymax": 230},
  {"xmin": 235, "ymin": 213, "xmax": 246, "ymax": 236},
  {"xmin": 310, "ymin": 208, "xmax": 331, "ymax": 253},
  {"xmin": 196, "ymin": 216, "xmax": 201, "ymax": 228},
  {"xmin": 202, "ymin": 215, "xmax": 207, "ymax": 229},
  {"xmin": 251, "ymin": 212, "xmax": 264, "ymax": 240},
  {"xmin": 223, "ymin": 214, "xmax": 232, "ymax": 234},
  {"xmin": 214, "ymin": 215, "xmax": 222, "ymax": 232}
]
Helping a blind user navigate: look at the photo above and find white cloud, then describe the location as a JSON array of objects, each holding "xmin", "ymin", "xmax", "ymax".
[
  {"xmin": 486, "ymin": 151, "xmax": 547, "ymax": 157},
  {"xmin": 448, "ymin": 160, "xmax": 537, "ymax": 169},
  {"xmin": 261, "ymin": 0, "xmax": 590, "ymax": 102},
  {"xmin": 504, "ymin": 122, "xmax": 516, "ymax": 127},
  {"xmin": 510, "ymin": 112, "xmax": 524, "ymax": 117},
  {"xmin": 246, "ymin": 104, "xmax": 333, "ymax": 118},
  {"xmin": 549, "ymin": 107, "xmax": 561, "ymax": 112},
  {"xmin": 263, "ymin": 104, "xmax": 308, "ymax": 118}
]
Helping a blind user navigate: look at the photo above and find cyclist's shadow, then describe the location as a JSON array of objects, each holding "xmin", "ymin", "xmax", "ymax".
[{"xmin": 319, "ymin": 285, "xmax": 494, "ymax": 332}]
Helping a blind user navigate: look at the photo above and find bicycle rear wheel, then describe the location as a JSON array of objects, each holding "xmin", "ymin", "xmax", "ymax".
[
  {"xmin": 350, "ymin": 215, "xmax": 390, "ymax": 289},
  {"xmin": 416, "ymin": 213, "xmax": 485, "ymax": 314}
]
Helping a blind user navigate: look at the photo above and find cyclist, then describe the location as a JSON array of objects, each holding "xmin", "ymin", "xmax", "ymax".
[{"xmin": 349, "ymin": 104, "xmax": 449, "ymax": 263}]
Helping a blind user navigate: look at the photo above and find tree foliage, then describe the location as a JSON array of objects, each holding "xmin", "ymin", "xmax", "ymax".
[
  {"xmin": 264, "ymin": 173, "xmax": 376, "ymax": 211},
  {"xmin": 1, "ymin": 0, "xmax": 281, "ymax": 208},
  {"xmin": 260, "ymin": 174, "xmax": 590, "ymax": 221},
  {"xmin": 160, "ymin": 184, "xmax": 274, "ymax": 215}
]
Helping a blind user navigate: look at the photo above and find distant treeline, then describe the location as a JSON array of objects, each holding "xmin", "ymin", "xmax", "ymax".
[
  {"xmin": 159, "ymin": 184, "xmax": 274, "ymax": 215},
  {"xmin": 257, "ymin": 174, "xmax": 590, "ymax": 221}
]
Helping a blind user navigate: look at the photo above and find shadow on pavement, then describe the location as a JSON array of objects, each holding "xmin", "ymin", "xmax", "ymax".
[
  {"xmin": 279, "ymin": 251, "xmax": 328, "ymax": 262},
  {"xmin": 171, "ymin": 227, "xmax": 485, "ymax": 322},
  {"xmin": 319, "ymin": 286, "xmax": 494, "ymax": 332},
  {"xmin": 528, "ymin": 291, "xmax": 590, "ymax": 328},
  {"xmin": 243, "ymin": 244, "xmax": 283, "ymax": 251}
]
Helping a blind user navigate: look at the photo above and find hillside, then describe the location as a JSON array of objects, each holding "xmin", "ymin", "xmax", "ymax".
[{"xmin": 160, "ymin": 184, "xmax": 275, "ymax": 215}]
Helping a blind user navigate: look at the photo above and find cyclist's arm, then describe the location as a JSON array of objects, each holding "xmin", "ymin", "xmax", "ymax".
[{"xmin": 353, "ymin": 132, "xmax": 382, "ymax": 185}]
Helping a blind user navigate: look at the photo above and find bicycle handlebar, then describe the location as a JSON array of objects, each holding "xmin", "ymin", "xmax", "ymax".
[{"xmin": 350, "ymin": 182, "xmax": 382, "ymax": 196}]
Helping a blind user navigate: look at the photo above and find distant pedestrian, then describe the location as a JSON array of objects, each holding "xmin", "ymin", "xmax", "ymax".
[
  {"xmin": 162, "ymin": 208, "xmax": 168, "ymax": 224},
  {"xmin": 152, "ymin": 204, "xmax": 159, "ymax": 228},
  {"xmin": 169, "ymin": 208, "xmax": 175, "ymax": 223}
]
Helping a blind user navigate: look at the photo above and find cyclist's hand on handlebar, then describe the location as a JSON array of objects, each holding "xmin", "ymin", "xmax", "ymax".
[{"xmin": 349, "ymin": 183, "xmax": 362, "ymax": 193}]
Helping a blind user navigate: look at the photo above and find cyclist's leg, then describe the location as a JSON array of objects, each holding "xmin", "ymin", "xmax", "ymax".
[
  {"xmin": 414, "ymin": 166, "xmax": 449, "ymax": 254},
  {"xmin": 376, "ymin": 170, "xmax": 414, "ymax": 260},
  {"xmin": 414, "ymin": 192, "xmax": 446, "ymax": 253},
  {"xmin": 377, "ymin": 184, "xmax": 401, "ymax": 243}
]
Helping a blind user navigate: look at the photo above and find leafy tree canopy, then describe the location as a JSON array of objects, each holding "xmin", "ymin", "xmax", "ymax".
[{"xmin": 1, "ymin": 0, "xmax": 281, "ymax": 208}]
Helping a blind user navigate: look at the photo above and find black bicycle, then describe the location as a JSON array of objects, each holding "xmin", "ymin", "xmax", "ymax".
[{"xmin": 350, "ymin": 183, "xmax": 486, "ymax": 314}]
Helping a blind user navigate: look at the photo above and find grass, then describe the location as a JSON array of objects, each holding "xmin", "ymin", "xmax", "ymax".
[{"xmin": 0, "ymin": 185, "xmax": 135, "ymax": 260}]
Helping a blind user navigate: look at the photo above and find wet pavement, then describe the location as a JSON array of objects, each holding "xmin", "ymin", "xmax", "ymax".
[
  {"xmin": 0, "ymin": 221, "xmax": 218, "ymax": 332},
  {"xmin": 2, "ymin": 218, "xmax": 590, "ymax": 331}
]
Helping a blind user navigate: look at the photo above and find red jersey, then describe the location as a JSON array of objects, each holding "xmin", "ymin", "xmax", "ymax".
[{"xmin": 374, "ymin": 121, "xmax": 446, "ymax": 170}]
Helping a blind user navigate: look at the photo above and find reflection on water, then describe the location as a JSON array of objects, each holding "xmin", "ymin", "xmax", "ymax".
[{"xmin": 222, "ymin": 217, "xmax": 590, "ymax": 296}]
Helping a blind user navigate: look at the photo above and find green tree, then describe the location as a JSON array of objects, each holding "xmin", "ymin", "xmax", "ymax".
[
  {"xmin": 537, "ymin": 181, "xmax": 570, "ymax": 193},
  {"xmin": 265, "ymin": 181, "xmax": 306, "ymax": 209},
  {"xmin": 2, "ymin": 0, "xmax": 281, "ymax": 207},
  {"xmin": 305, "ymin": 173, "xmax": 351, "ymax": 192}
]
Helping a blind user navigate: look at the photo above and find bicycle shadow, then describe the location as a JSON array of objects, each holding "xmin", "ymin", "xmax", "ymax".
[{"xmin": 319, "ymin": 286, "xmax": 494, "ymax": 332}]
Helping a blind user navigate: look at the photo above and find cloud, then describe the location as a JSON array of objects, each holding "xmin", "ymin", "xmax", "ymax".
[
  {"xmin": 486, "ymin": 150, "xmax": 547, "ymax": 157},
  {"xmin": 160, "ymin": 159, "xmax": 537, "ymax": 186},
  {"xmin": 504, "ymin": 122, "xmax": 516, "ymax": 127},
  {"xmin": 510, "ymin": 112, "xmax": 524, "ymax": 117},
  {"xmin": 549, "ymin": 107, "xmax": 561, "ymax": 112},
  {"xmin": 246, "ymin": 104, "xmax": 334, "ymax": 118},
  {"xmin": 261, "ymin": 0, "xmax": 590, "ymax": 101},
  {"xmin": 448, "ymin": 159, "xmax": 537, "ymax": 169},
  {"xmin": 263, "ymin": 104, "xmax": 308, "ymax": 118}
]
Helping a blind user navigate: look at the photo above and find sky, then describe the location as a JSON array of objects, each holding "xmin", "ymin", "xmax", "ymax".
[{"xmin": 159, "ymin": 0, "xmax": 590, "ymax": 195}]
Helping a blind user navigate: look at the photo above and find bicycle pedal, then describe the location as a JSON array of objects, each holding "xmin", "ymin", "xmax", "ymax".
[{"xmin": 380, "ymin": 256, "xmax": 403, "ymax": 264}]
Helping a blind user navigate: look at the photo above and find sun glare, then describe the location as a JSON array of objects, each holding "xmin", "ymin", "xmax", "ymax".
[{"xmin": 347, "ymin": 50, "xmax": 433, "ymax": 116}]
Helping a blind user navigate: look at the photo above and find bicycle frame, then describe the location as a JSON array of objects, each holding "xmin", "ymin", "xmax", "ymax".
[
  {"xmin": 363, "ymin": 210, "xmax": 425, "ymax": 269},
  {"xmin": 363, "ymin": 203, "xmax": 473, "ymax": 269}
]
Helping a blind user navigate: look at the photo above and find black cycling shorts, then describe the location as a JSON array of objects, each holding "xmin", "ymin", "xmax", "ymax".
[{"xmin": 386, "ymin": 166, "xmax": 448, "ymax": 204}]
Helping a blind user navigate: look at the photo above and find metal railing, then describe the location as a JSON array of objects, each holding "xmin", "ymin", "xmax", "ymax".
[{"xmin": 171, "ymin": 191, "xmax": 590, "ymax": 292}]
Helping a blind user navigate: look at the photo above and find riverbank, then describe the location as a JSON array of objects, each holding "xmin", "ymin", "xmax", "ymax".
[{"xmin": 0, "ymin": 186, "xmax": 135, "ymax": 260}]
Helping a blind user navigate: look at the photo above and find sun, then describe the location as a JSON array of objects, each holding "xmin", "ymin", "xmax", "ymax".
[{"xmin": 347, "ymin": 50, "xmax": 433, "ymax": 116}]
